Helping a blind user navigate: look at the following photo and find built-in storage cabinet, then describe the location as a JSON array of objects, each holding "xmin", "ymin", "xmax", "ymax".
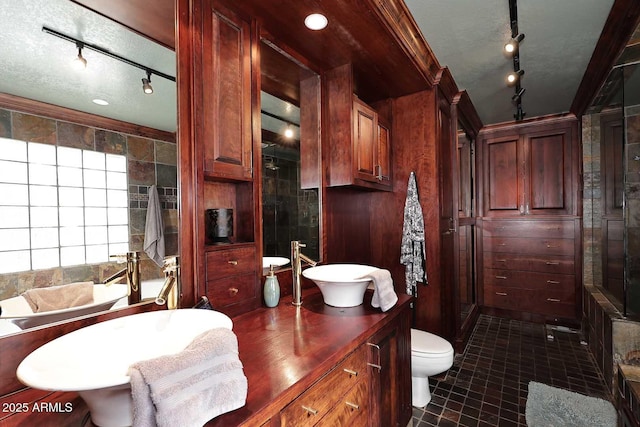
[
  {"xmin": 194, "ymin": 2, "xmax": 260, "ymax": 316},
  {"xmin": 201, "ymin": 2, "xmax": 253, "ymax": 181},
  {"xmin": 325, "ymin": 63, "xmax": 392, "ymax": 191},
  {"xmin": 481, "ymin": 119, "xmax": 577, "ymax": 217},
  {"xmin": 481, "ymin": 218, "xmax": 580, "ymax": 320}
]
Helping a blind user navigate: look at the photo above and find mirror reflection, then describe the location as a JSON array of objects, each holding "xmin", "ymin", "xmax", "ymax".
[
  {"xmin": 0, "ymin": 0, "xmax": 177, "ymax": 334},
  {"xmin": 260, "ymin": 41, "xmax": 320, "ymax": 268}
]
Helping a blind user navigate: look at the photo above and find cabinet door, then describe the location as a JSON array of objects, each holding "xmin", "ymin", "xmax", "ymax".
[
  {"xmin": 484, "ymin": 135, "xmax": 522, "ymax": 216},
  {"xmin": 202, "ymin": 5, "xmax": 253, "ymax": 181},
  {"xmin": 353, "ymin": 98, "xmax": 378, "ymax": 184},
  {"xmin": 377, "ymin": 121, "xmax": 391, "ymax": 183}
]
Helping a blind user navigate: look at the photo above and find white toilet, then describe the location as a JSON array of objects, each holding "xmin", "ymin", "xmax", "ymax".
[{"xmin": 411, "ymin": 328, "xmax": 454, "ymax": 407}]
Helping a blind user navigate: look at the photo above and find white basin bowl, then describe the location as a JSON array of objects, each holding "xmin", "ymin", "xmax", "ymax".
[
  {"xmin": 17, "ymin": 309, "xmax": 233, "ymax": 427},
  {"xmin": 0, "ymin": 284, "xmax": 129, "ymax": 329},
  {"xmin": 302, "ymin": 264, "xmax": 379, "ymax": 307},
  {"xmin": 262, "ymin": 256, "xmax": 290, "ymax": 271}
]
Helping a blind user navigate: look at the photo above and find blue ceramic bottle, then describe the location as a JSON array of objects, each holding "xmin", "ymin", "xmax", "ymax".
[{"xmin": 263, "ymin": 266, "xmax": 280, "ymax": 307}]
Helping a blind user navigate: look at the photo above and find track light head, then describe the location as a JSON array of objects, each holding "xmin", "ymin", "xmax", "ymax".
[
  {"xmin": 511, "ymin": 87, "xmax": 526, "ymax": 102},
  {"xmin": 507, "ymin": 69, "xmax": 524, "ymax": 86},
  {"xmin": 504, "ymin": 33, "xmax": 525, "ymax": 54},
  {"xmin": 142, "ymin": 71, "xmax": 153, "ymax": 94},
  {"xmin": 73, "ymin": 42, "xmax": 87, "ymax": 70}
]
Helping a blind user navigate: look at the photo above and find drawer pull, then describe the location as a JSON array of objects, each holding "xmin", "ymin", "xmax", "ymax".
[
  {"xmin": 547, "ymin": 298, "xmax": 561, "ymax": 302},
  {"xmin": 546, "ymin": 280, "xmax": 560, "ymax": 284},
  {"xmin": 343, "ymin": 368, "xmax": 358, "ymax": 377},
  {"xmin": 546, "ymin": 261, "xmax": 560, "ymax": 266},
  {"xmin": 495, "ymin": 275, "xmax": 507, "ymax": 280},
  {"xmin": 301, "ymin": 405, "xmax": 318, "ymax": 416},
  {"xmin": 496, "ymin": 259, "xmax": 507, "ymax": 263},
  {"xmin": 228, "ymin": 287, "xmax": 239, "ymax": 296},
  {"xmin": 227, "ymin": 260, "xmax": 238, "ymax": 265},
  {"xmin": 498, "ymin": 243, "xmax": 507, "ymax": 246},
  {"xmin": 496, "ymin": 292, "xmax": 508, "ymax": 296},
  {"xmin": 546, "ymin": 245, "xmax": 557, "ymax": 249},
  {"xmin": 345, "ymin": 401, "xmax": 360, "ymax": 411},
  {"xmin": 367, "ymin": 342, "xmax": 382, "ymax": 372}
]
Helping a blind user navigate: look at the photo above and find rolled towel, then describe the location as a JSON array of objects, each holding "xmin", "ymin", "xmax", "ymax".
[
  {"xmin": 361, "ymin": 268, "xmax": 398, "ymax": 312},
  {"xmin": 22, "ymin": 282, "xmax": 94, "ymax": 313},
  {"xmin": 128, "ymin": 327, "xmax": 248, "ymax": 427}
]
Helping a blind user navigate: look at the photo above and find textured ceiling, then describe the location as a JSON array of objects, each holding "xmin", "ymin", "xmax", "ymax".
[
  {"xmin": 0, "ymin": 0, "xmax": 177, "ymax": 132},
  {"xmin": 405, "ymin": 0, "xmax": 615, "ymax": 125}
]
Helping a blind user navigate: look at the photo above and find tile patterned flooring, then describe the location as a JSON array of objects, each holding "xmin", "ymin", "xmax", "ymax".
[{"xmin": 412, "ymin": 314, "xmax": 613, "ymax": 426}]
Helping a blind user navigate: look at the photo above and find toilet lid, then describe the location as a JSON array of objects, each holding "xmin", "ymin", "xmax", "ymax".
[{"xmin": 411, "ymin": 329, "xmax": 453, "ymax": 355}]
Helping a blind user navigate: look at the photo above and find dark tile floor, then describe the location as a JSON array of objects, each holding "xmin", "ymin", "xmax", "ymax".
[{"xmin": 412, "ymin": 314, "xmax": 613, "ymax": 426}]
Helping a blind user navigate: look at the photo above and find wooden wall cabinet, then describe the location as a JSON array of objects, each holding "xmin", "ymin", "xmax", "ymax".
[
  {"xmin": 480, "ymin": 119, "xmax": 577, "ymax": 217},
  {"xmin": 201, "ymin": 2, "xmax": 253, "ymax": 182},
  {"xmin": 325, "ymin": 63, "xmax": 392, "ymax": 191}
]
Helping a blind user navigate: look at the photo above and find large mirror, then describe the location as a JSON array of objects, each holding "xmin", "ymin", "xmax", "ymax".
[
  {"xmin": 260, "ymin": 40, "xmax": 321, "ymax": 269},
  {"xmin": 0, "ymin": 0, "xmax": 177, "ymax": 335}
]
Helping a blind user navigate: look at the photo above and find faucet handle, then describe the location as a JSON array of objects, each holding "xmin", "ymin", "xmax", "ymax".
[
  {"xmin": 109, "ymin": 254, "xmax": 128, "ymax": 264},
  {"xmin": 162, "ymin": 255, "xmax": 180, "ymax": 273}
]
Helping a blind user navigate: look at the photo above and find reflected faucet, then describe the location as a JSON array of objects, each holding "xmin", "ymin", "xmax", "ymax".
[
  {"xmin": 291, "ymin": 241, "xmax": 317, "ymax": 306},
  {"xmin": 103, "ymin": 251, "xmax": 141, "ymax": 305},
  {"xmin": 156, "ymin": 255, "xmax": 180, "ymax": 309}
]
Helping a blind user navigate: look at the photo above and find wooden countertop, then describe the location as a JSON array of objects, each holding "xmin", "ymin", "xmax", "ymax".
[{"xmin": 206, "ymin": 288, "xmax": 412, "ymax": 426}]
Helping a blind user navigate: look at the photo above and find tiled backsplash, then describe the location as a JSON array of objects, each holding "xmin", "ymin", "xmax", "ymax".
[{"xmin": 0, "ymin": 107, "xmax": 178, "ymax": 299}]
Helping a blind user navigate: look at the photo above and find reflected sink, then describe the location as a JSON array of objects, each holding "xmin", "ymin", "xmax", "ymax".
[
  {"xmin": 302, "ymin": 264, "xmax": 379, "ymax": 307},
  {"xmin": 262, "ymin": 256, "xmax": 290, "ymax": 272},
  {"xmin": 17, "ymin": 309, "xmax": 233, "ymax": 427},
  {"xmin": 0, "ymin": 284, "xmax": 128, "ymax": 330}
]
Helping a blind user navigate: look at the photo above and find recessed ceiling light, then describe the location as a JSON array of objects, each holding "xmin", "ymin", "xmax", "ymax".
[
  {"xmin": 92, "ymin": 99, "xmax": 109, "ymax": 106},
  {"xmin": 304, "ymin": 13, "xmax": 328, "ymax": 30}
]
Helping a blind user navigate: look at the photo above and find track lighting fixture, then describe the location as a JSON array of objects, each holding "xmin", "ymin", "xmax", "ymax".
[
  {"xmin": 73, "ymin": 42, "xmax": 87, "ymax": 70},
  {"xmin": 511, "ymin": 87, "xmax": 526, "ymax": 102},
  {"xmin": 504, "ymin": 33, "xmax": 525, "ymax": 54},
  {"xmin": 507, "ymin": 69, "xmax": 524, "ymax": 86},
  {"xmin": 142, "ymin": 71, "xmax": 153, "ymax": 94},
  {"xmin": 43, "ymin": 26, "xmax": 175, "ymax": 94}
]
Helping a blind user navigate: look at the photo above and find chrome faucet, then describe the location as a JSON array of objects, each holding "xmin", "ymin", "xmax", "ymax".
[
  {"xmin": 103, "ymin": 251, "xmax": 141, "ymax": 305},
  {"xmin": 156, "ymin": 255, "xmax": 180, "ymax": 309},
  {"xmin": 291, "ymin": 241, "xmax": 317, "ymax": 306}
]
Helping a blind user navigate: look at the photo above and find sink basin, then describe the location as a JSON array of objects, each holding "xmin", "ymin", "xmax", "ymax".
[
  {"xmin": 17, "ymin": 309, "xmax": 233, "ymax": 427},
  {"xmin": 302, "ymin": 264, "xmax": 379, "ymax": 307},
  {"xmin": 262, "ymin": 256, "xmax": 290, "ymax": 271},
  {"xmin": 0, "ymin": 284, "xmax": 129, "ymax": 329}
]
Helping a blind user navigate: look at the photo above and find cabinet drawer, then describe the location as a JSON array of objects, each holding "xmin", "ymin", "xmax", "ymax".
[
  {"xmin": 484, "ymin": 252, "xmax": 574, "ymax": 275},
  {"xmin": 206, "ymin": 246, "xmax": 256, "ymax": 280},
  {"xmin": 281, "ymin": 344, "xmax": 367, "ymax": 426},
  {"xmin": 483, "ymin": 236, "xmax": 574, "ymax": 256},
  {"xmin": 483, "ymin": 268, "xmax": 575, "ymax": 291},
  {"xmin": 206, "ymin": 273, "xmax": 257, "ymax": 307},
  {"xmin": 484, "ymin": 285, "xmax": 575, "ymax": 318},
  {"xmin": 483, "ymin": 220, "xmax": 575, "ymax": 239},
  {"xmin": 483, "ymin": 285, "xmax": 521, "ymax": 311},
  {"xmin": 316, "ymin": 379, "xmax": 369, "ymax": 427}
]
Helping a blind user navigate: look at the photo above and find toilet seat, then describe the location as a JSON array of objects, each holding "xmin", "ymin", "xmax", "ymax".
[{"xmin": 411, "ymin": 329, "xmax": 454, "ymax": 356}]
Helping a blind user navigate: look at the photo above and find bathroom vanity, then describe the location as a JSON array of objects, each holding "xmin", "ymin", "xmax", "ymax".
[{"xmin": 206, "ymin": 289, "xmax": 412, "ymax": 427}]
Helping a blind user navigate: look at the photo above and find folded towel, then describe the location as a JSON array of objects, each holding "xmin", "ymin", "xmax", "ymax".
[
  {"xmin": 361, "ymin": 268, "xmax": 398, "ymax": 312},
  {"xmin": 400, "ymin": 171, "xmax": 427, "ymax": 296},
  {"xmin": 21, "ymin": 282, "xmax": 94, "ymax": 313},
  {"xmin": 128, "ymin": 328, "xmax": 248, "ymax": 427},
  {"xmin": 144, "ymin": 185, "xmax": 165, "ymax": 267}
]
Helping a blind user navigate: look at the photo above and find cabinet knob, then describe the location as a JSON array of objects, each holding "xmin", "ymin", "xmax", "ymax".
[
  {"xmin": 228, "ymin": 287, "xmax": 239, "ymax": 296},
  {"xmin": 227, "ymin": 260, "xmax": 238, "ymax": 265},
  {"xmin": 345, "ymin": 401, "xmax": 360, "ymax": 411},
  {"xmin": 343, "ymin": 368, "xmax": 358, "ymax": 377}
]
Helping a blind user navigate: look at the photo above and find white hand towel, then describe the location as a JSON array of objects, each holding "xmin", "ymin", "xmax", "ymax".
[
  {"xmin": 143, "ymin": 185, "xmax": 165, "ymax": 267},
  {"xmin": 400, "ymin": 172, "xmax": 427, "ymax": 296},
  {"xmin": 128, "ymin": 327, "xmax": 248, "ymax": 427},
  {"xmin": 363, "ymin": 268, "xmax": 398, "ymax": 312}
]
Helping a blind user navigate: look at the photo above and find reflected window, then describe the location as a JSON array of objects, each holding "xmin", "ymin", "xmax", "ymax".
[{"xmin": 0, "ymin": 138, "xmax": 129, "ymax": 273}]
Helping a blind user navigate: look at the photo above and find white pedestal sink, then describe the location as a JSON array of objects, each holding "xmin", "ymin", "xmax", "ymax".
[
  {"xmin": 17, "ymin": 309, "xmax": 233, "ymax": 427},
  {"xmin": 302, "ymin": 264, "xmax": 379, "ymax": 307}
]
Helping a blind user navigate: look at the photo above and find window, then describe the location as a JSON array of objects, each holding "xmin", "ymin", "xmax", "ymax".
[{"xmin": 0, "ymin": 138, "xmax": 129, "ymax": 273}]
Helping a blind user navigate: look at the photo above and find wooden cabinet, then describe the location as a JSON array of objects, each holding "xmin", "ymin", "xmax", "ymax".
[
  {"xmin": 480, "ymin": 118, "xmax": 578, "ymax": 217},
  {"xmin": 353, "ymin": 96, "xmax": 392, "ymax": 187},
  {"xmin": 325, "ymin": 63, "xmax": 392, "ymax": 191},
  {"xmin": 201, "ymin": 2, "xmax": 253, "ymax": 181},
  {"xmin": 481, "ymin": 219, "xmax": 580, "ymax": 320}
]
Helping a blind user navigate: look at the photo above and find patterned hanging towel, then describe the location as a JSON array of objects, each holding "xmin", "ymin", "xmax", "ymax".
[{"xmin": 400, "ymin": 171, "xmax": 427, "ymax": 296}]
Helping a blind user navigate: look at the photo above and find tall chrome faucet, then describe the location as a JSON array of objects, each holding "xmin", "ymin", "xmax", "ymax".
[
  {"xmin": 103, "ymin": 251, "xmax": 141, "ymax": 305},
  {"xmin": 291, "ymin": 240, "xmax": 317, "ymax": 306},
  {"xmin": 156, "ymin": 255, "xmax": 180, "ymax": 309}
]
